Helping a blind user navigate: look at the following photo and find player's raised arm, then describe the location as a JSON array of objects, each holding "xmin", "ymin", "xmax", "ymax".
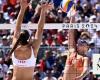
[
  {"xmin": 68, "ymin": 15, "xmax": 77, "ymax": 50},
  {"xmin": 12, "ymin": 0, "xmax": 29, "ymax": 45},
  {"xmin": 32, "ymin": 3, "xmax": 53, "ymax": 57}
]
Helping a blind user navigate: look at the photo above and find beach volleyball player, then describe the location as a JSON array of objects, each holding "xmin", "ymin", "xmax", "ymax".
[
  {"xmin": 63, "ymin": 29, "xmax": 89, "ymax": 80},
  {"xmin": 9, "ymin": 0, "xmax": 52, "ymax": 80}
]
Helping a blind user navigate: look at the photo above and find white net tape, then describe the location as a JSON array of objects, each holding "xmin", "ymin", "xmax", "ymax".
[{"xmin": 0, "ymin": 23, "xmax": 99, "ymax": 30}]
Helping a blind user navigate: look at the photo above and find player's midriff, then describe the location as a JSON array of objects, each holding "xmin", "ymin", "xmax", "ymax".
[{"xmin": 12, "ymin": 66, "xmax": 34, "ymax": 80}]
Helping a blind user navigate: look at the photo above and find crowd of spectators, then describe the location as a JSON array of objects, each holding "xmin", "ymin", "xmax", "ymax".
[{"xmin": 0, "ymin": 0, "xmax": 100, "ymax": 80}]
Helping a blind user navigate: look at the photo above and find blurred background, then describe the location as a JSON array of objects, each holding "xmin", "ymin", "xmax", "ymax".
[{"xmin": 0, "ymin": 0, "xmax": 100, "ymax": 80}]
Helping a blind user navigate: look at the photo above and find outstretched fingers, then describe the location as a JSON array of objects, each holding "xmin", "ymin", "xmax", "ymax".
[
  {"xmin": 20, "ymin": 0, "xmax": 30, "ymax": 9},
  {"xmin": 41, "ymin": 3, "xmax": 53, "ymax": 11}
]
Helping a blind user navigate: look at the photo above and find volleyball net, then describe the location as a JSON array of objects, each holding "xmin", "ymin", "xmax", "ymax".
[{"xmin": 0, "ymin": 23, "xmax": 99, "ymax": 30}]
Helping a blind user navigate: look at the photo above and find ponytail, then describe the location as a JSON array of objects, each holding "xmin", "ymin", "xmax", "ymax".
[
  {"xmin": 9, "ymin": 36, "xmax": 21, "ymax": 55},
  {"xmin": 9, "ymin": 30, "xmax": 32, "ymax": 56}
]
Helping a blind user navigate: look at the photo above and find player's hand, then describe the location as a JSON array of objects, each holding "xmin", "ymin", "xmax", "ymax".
[
  {"xmin": 20, "ymin": 0, "xmax": 29, "ymax": 9},
  {"xmin": 41, "ymin": 3, "xmax": 53, "ymax": 12},
  {"xmin": 35, "ymin": 3, "xmax": 53, "ymax": 15}
]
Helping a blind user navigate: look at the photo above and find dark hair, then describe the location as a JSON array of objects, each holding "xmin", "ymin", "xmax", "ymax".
[
  {"xmin": 9, "ymin": 30, "xmax": 30, "ymax": 55},
  {"xmin": 19, "ymin": 30, "xmax": 29, "ymax": 45}
]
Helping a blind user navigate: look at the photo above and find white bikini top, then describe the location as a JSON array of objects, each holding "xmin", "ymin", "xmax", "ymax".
[{"xmin": 12, "ymin": 47, "xmax": 36, "ymax": 67}]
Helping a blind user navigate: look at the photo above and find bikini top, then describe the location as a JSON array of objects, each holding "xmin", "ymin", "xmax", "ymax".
[
  {"xmin": 12, "ymin": 47, "xmax": 36, "ymax": 67},
  {"xmin": 66, "ymin": 52, "xmax": 84, "ymax": 71}
]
